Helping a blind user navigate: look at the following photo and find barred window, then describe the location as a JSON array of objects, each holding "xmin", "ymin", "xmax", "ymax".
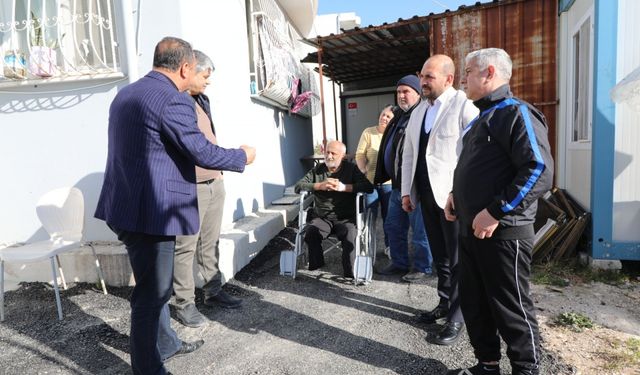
[
  {"xmin": 0, "ymin": 0, "xmax": 121, "ymax": 86},
  {"xmin": 246, "ymin": 0, "xmax": 319, "ymax": 117}
]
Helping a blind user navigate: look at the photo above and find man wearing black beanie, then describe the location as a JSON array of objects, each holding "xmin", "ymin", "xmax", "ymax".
[{"xmin": 374, "ymin": 75, "xmax": 433, "ymax": 283}]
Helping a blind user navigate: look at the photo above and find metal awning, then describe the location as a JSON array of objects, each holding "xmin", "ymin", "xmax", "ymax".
[{"xmin": 301, "ymin": 15, "xmax": 431, "ymax": 84}]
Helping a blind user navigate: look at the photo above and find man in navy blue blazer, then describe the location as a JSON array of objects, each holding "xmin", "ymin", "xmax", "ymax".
[{"xmin": 95, "ymin": 37, "xmax": 255, "ymax": 375}]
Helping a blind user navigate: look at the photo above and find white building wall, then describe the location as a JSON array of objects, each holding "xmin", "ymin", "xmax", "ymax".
[
  {"xmin": 0, "ymin": 0, "xmax": 314, "ymax": 246},
  {"xmin": 612, "ymin": 0, "xmax": 640, "ymax": 242},
  {"xmin": 306, "ymin": 13, "xmax": 364, "ymax": 149},
  {"xmin": 557, "ymin": 0, "xmax": 593, "ymax": 209}
]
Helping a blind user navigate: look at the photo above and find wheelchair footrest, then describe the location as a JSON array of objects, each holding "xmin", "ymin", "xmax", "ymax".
[
  {"xmin": 279, "ymin": 250, "xmax": 297, "ymax": 277},
  {"xmin": 353, "ymin": 255, "xmax": 373, "ymax": 284}
]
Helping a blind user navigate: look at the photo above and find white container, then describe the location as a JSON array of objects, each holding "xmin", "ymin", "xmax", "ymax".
[
  {"xmin": 29, "ymin": 46, "xmax": 57, "ymax": 77},
  {"xmin": 3, "ymin": 51, "xmax": 27, "ymax": 79}
]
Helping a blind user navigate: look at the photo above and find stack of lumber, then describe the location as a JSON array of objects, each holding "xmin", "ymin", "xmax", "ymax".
[{"xmin": 533, "ymin": 188, "xmax": 590, "ymax": 262}]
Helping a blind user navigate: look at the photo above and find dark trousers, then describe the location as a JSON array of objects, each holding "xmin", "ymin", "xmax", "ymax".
[
  {"xmin": 459, "ymin": 235, "xmax": 540, "ymax": 374},
  {"xmin": 112, "ymin": 227, "xmax": 181, "ymax": 375},
  {"xmin": 418, "ymin": 187, "xmax": 462, "ymax": 323},
  {"xmin": 304, "ymin": 216, "xmax": 357, "ymax": 277}
]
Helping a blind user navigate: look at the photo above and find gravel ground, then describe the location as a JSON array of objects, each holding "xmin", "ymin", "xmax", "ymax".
[{"xmin": 0, "ymin": 224, "xmax": 572, "ymax": 375}]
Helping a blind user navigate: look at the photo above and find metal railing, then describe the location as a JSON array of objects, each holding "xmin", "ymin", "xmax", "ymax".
[{"xmin": 0, "ymin": 0, "xmax": 121, "ymax": 85}]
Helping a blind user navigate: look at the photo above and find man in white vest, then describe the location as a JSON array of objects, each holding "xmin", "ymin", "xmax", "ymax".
[{"xmin": 401, "ymin": 54, "xmax": 478, "ymax": 345}]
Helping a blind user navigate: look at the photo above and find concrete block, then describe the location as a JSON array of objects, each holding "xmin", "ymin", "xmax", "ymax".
[
  {"xmin": 217, "ymin": 208, "xmax": 288, "ymax": 284},
  {"xmin": 4, "ymin": 201, "xmax": 301, "ymax": 291},
  {"xmin": 578, "ymin": 252, "xmax": 623, "ymax": 270},
  {"xmin": 1, "ymin": 242, "xmax": 133, "ymax": 291}
]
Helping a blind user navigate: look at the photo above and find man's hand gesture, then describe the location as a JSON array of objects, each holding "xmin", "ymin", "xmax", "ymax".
[{"xmin": 240, "ymin": 145, "xmax": 256, "ymax": 165}]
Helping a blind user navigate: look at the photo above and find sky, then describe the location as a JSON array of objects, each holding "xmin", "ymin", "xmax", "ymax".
[{"xmin": 317, "ymin": 0, "xmax": 480, "ymax": 27}]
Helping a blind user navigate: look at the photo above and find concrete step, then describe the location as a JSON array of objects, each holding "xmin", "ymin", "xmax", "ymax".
[{"xmin": 2, "ymin": 203, "xmax": 300, "ymax": 291}]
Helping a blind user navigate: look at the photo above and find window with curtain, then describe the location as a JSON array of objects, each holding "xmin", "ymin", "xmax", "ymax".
[
  {"xmin": 0, "ymin": 0, "xmax": 121, "ymax": 84},
  {"xmin": 571, "ymin": 17, "xmax": 591, "ymax": 142},
  {"xmin": 246, "ymin": 0, "xmax": 319, "ymax": 117}
]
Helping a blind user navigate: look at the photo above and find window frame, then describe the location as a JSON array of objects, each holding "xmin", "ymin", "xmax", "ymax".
[
  {"xmin": 245, "ymin": 0, "xmax": 319, "ymax": 117},
  {"xmin": 0, "ymin": 0, "xmax": 123, "ymax": 89},
  {"xmin": 568, "ymin": 8, "xmax": 594, "ymax": 147}
]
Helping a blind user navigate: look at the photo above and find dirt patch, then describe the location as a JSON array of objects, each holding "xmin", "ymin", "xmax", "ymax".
[{"xmin": 532, "ymin": 281, "xmax": 640, "ymax": 374}]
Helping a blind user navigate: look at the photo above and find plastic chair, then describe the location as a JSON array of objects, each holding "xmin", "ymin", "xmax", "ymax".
[{"xmin": 0, "ymin": 187, "xmax": 108, "ymax": 321}]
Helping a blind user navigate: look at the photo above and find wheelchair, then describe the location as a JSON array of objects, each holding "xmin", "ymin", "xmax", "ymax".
[{"xmin": 279, "ymin": 191, "xmax": 377, "ymax": 285}]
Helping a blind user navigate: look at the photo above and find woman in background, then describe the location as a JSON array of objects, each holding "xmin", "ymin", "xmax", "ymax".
[{"xmin": 355, "ymin": 105, "xmax": 394, "ymax": 253}]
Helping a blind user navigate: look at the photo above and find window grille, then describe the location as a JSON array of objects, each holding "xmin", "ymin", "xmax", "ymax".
[
  {"xmin": 0, "ymin": 0, "xmax": 121, "ymax": 86},
  {"xmin": 247, "ymin": 0, "xmax": 319, "ymax": 117}
]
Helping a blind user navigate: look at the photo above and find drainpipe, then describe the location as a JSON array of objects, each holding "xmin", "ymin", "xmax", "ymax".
[
  {"xmin": 330, "ymin": 72, "xmax": 339, "ymax": 141},
  {"xmin": 114, "ymin": 0, "xmax": 139, "ymax": 83},
  {"xmin": 317, "ymin": 41, "xmax": 327, "ymax": 148}
]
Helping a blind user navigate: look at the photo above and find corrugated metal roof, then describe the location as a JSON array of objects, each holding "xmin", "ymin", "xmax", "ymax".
[
  {"xmin": 302, "ymin": 1, "xmax": 525, "ymax": 84},
  {"xmin": 303, "ymin": 0, "xmax": 558, "ymax": 156},
  {"xmin": 302, "ymin": 15, "xmax": 431, "ymax": 83}
]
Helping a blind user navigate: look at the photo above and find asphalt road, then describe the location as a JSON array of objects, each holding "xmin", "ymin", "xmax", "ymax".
[{"xmin": 0, "ymin": 225, "xmax": 569, "ymax": 374}]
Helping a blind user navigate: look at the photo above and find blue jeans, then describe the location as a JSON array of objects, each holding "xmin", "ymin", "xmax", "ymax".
[
  {"xmin": 383, "ymin": 189, "xmax": 432, "ymax": 273},
  {"xmin": 366, "ymin": 184, "xmax": 392, "ymax": 247},
  {"xmin": 111, "ymin": 227, "xmax": 182, "ymax": 375}
]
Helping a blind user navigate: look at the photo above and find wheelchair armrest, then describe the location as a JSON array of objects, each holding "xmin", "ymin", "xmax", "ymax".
[{"xmin": 355, "ymin": 192, "xmax": 367, "ymax": 214}]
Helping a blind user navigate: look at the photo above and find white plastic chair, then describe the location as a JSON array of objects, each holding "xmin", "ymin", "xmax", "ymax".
[{"xmin": 0, "ymin": 187, "xmax": 108, "ymax": 321}]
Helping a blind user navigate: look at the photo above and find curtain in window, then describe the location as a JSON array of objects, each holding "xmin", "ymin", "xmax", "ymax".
[
  {"xmin": 251, "ymin": 0, "xmax": 319, "ymax": 115},
  {"xmin": 0, "ymin": 0, "xmax": 119, "ymax": 81}
]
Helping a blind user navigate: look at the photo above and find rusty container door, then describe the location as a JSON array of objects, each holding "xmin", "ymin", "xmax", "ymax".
[{"xmin": 429, "ymin": 0, "xmax": 558, "ymax": 159}]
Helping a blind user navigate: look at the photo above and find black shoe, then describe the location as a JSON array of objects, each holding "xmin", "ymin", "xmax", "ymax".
[
  {"xmin": 511, "ymin": 365, "xmax": 538, "ymax": 375},
  {"xmin": 418, "ymin": 306, "xmax": 449, "ymax": 323},
  {"xmin": 308, "ymin": 260, "xmax": 325, "ymax": 271},
  {"xmin": 447, "ymin": 363, "xmax": 501, "ymax": 375},
  {"xmin": 175, "ymin": 303, "xmax": 207, "ymax": 328},
  {"xmin": 434, "ymin": 321, "xmax": 464, "ymax": 346},
  {"xmin": 164, "ymin": 339, "xmax": 204, "ymax": 362},
  {"xmin": 375, "ymin": 263, "xmax": 408, "ymax": 275},
  {"xmin": 204, "ymin": 290, "xmax": 242, "ymax": 309}
]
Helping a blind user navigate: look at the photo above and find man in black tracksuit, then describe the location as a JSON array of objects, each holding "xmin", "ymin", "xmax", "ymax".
[{"xmin": 445, "ymin": 48, "xmax": 553, "ymax": 375}]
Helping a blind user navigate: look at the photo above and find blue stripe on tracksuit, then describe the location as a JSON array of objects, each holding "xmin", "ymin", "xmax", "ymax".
[
  {"xmin": 501, "ymin": 102, "xmax": 546, "ymax": 213},
  {"xmin": 462, "ymin": 98, "xmax": 519, "ymax": 136}
]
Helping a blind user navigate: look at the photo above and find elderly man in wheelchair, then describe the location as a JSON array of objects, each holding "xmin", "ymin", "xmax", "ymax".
[{"xmin": 292, "ymin": 140, "xmax": 374, "ymax": 280}]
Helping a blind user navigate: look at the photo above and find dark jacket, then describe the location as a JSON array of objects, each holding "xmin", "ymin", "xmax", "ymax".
[
  {"xmin": 193, "ymin": 93, "xmax": 215, "ymax": 135},
  {"xmin": 95, "ymin": 71, "xmax": 247, "ymax": 236},
  {"xmin": 373, "ymin": 102, "xmax": 419, "ymax": 188},
  {"xmin": 295, "ymin": 160, "xmax": 373, "ymax": 221},
  {"xmin": 452, "ymin": 84, "xmax": 554, "ymax": 239}
]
